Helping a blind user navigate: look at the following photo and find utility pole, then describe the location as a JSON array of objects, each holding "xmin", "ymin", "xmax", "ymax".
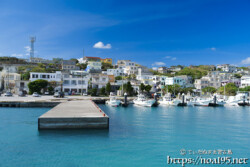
[{"xmin": 81, "ymin": 71, "xmax": 83, "ymax": 95}]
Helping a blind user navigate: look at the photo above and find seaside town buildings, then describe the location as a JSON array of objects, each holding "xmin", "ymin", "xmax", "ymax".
[{"xmin": 0, "ymin": 55, "xmax": 250, "ymax": 95}]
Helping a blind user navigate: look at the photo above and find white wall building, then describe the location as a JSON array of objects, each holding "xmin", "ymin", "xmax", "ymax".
[
  {"xmin": 117, "ymin": 60, "xmax": 138, "ymax": 75},
  {"xmin": 165, "ymin": 76, "xmax": 192, "ymax": 88},
  {"xmin": 216, "ymin": 64, "xmax": 237, "ymax": 73},
  {"xmin": 0, "ymin": 72, "xmax": 21, "ymax": 92},
  {"xmin": 30, "ymin": 71, "xmax": 62, "ymax": 82},
  {"xmin": 106, "ymin": 68, "xmax": 124, "ymax": 77},
  {"xmin": 62, "ymin": 71, "xmax": 89, "ymax": 94},
  {"xmin": 240, "ymin": 75, "xmax": 250, "ymax": 88},
  {"xmin": 86, "ymin": 61, "xmax": 102, "ymax": 72},
  {"xmin": 91, "ymin": 74, "xmax": 109, "ymax": 89}
]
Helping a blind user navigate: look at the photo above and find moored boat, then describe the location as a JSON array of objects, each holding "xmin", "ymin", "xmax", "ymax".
[{"xmin": 133, "ymin": 94, "xmax": 156, "ymax": 107}]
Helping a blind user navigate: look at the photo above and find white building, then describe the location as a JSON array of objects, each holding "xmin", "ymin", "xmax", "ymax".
[
  {"xmin": 30, "ymin": 71, "xmax": 62, "ymax": 82},
  {"xmin": 194, "ymin": 71, "xmax": 233, "ymax": 90},
  {"xmin": 240, "ymin": 75, "xmax": 250, "ymax": 88},
  {"xmin": 91, "ymin": 74, "xmax": 109, "ymax": 89},
  {"xmin": 194, "ymin": 77, "xmax": 210, "ymax": 90},
  {"xmin": 216, "ymin": 64, "xmax": 237, "ymax": 73},
  {"xmin": 106, "ymin": 68, "xmax": 124, "ymax": 77},
  {"xmin": 117, "ymin": 60, "xmax": 138, "ymax": 75},
  {"xmin": 86, "ymin": 61, "xmax": 102, "ymax": 73},
  {"xmin": 62, "ymin": 71, "xmax": 89, "ymax": 94},
  {"xmin": 0, "ymin": 72, "xmax": 21, "ymax": 92},
  {"xmin": 165, "ymin": 76, "xmax": 193, "ymax": 88}
]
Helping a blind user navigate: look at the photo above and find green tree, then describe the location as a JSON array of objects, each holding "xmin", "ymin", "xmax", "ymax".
[
  {"xmin": 90, "ymin": 88, "xmax": 97, "ymax": 96},
  {"xmin": 239, "ymin": 86, "xmax": 250, "ymax": 92},
  {"xmin": 139, "ymin": 83, "xmax": 145, "ymax": 92},
  {"xmin": 181, "ymin": 87, "xmax": 195, "ymax": 94},
  {"xmin": 106, "ymin": 82, "xmax": 112, "ymax": 95},
  {"xmin": 70, "ymin": 58, "xmax": 79, "ymax": 64},
  {"xmin": 21, "ymin": 72, "xmax": 30, "ymax": 80},
  {"xmin": 115, "ymin": 76, "xmax": 122, "ymax": 80},
  {"xmin": 145, "ymin": 85, "xmax": 152, "ymax": 93},
  {"xmin": 119, "ymin": 81, "xmax": 134, "ymax": 96},
  {"xmin": 218, "ymin": 83, "xmax": 238, "ymax": 96},
  {"xmin": 202, "ymin": 86, "xmax": 217, "ymax": 94},
  {"xmin": 101, "ymin": 62, "xmax": 113, "ymax": 71},
  {"xmin": 100, "ymin": 87, "xmax": 106, "ymax": 96},
  {"xmin": 234, "ymin": 73, "xmax": 242, "ymax": 78},
  {"xmin": 164, "ymin": 84, "xmax": 182, "ymax": 95},
  {"xmin": 28, "ymin": 79, "xmax": 48, "ymax": 94},
  {"xmin": 48, "ymin": 86, "xmax": 54, "ymax": 95},
  {"xmin": 77, "ymin": 63, "xmax": 87, "ymax": 70}
]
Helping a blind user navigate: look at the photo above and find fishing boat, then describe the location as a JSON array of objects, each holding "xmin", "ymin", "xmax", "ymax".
[
  {"xmin": 226, "ymin": 92, "xmax": 249, "ymax": 106},
  {"xmin": 133, "ymin": 94, "xmax": 156, "ymax": 107},
  {"xmin": 106, "ymin": 93, "xmax": 121, "ymax": 107},
  {"xmin": 193, "ymin": 97, "xmax": 212, "ymax": 106}
]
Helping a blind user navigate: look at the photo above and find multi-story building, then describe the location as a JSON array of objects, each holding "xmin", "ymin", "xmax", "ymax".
[
  {"xmin": 216, "ymin": 64, "xmax": 237, "ymax": 73},
  {"xmin": 62, "ymin": 60, "xmax": 80, "ymax": 71},
  {"xmin": 0, "ymin": 72, "xmax": 21, "ymax": 92},
  {"xmin": 157, "ymin": 67, "xmax": 168, "ymax": 74},
  {"xmin": 83, "ymin": 57, "xmax": 102, "ymax": 73},
  {"xmin": 30, "ymin": 71, "xmax": 62, "ymax": 82},
  {"xmin": 165, "ymin": 75, "xmax": 193, "ymax": 88},
  {"xmin": 194, "ymin": 71, "xmax": 233, "ymax": 90},
  {"xmin": 194, "ymin": 77, "xmax": 210, "ymax": 90},
  {"xmin": 106, "ymin": 68, "xmax": 124, "ymax": 77},
  {"xmin": 62, "ymin": 71, "xmax": 89, "ymax": 94},
  {"xmin": 207, "ymin": 71, "xmax": 232, "ymax": 88},
  {"xmin": 101, "ymin": 58, "xmax": 112, "ymax": 65},
  {"xmin": 117, "ymin": 60, "xmax": 138, "ymax": 75},
  {"xmin": 240, "ymin": 75, "xmax": 250, "ymax": 88},
  {"xmin": 221, "ymin": 78, "xmax": 241, "ymax": 87},
  {"xmin": 91, "ymin": 74, "xmax": 109, "ymax": 89}
]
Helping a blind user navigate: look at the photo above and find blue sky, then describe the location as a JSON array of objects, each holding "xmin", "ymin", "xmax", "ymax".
[{"xmin": 0, "ymin": 0, "xmax": 250, "ymax": 68}]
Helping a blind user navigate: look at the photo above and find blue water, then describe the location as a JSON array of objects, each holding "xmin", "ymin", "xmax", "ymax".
[{"xmin": 0, "ymin": 106, "xmax": 249, "ymax": 167}]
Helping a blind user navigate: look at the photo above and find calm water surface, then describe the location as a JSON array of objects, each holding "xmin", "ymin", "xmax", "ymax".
[{"xmin": 0, "ymin": 105, "xmax": 249, "ymax": 167}]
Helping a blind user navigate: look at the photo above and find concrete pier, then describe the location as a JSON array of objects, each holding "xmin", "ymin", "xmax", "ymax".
[{"xmin": 38, "ymin": 100, "xmax": 109, "ymax": 129}]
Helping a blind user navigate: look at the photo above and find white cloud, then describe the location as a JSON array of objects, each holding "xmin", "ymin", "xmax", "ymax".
[
  {"xmin": 11, "ymin": 53, "xmax": 24, "ymax": 58},
  {"xmin": 152, "ymin": 67, "xmax": 158, "ymax": 70},
  {"xmin": 165, "ymin": 56, "xmax": 176, "ymax": 60},
  {"xmin": 241, "ymin": 57, "xmax": 250, "ymax": 65},
  {"xmin": 210, "ymin": 47, "xmax": 216, "ymax": 51},
  {"xmin": 93, "ymin": 41, "xmax": 111, "ymax": 49},
  {"xmin": 152, "ymin": 62, "xmax": 166, "ymax": 66},
  {"xmin": 24, "ymin": 46, "xmax": 31, "ymax": 56}
]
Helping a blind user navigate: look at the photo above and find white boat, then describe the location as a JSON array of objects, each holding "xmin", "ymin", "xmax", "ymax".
[
  {"xmin": 106, "ymin": 93, "xmax": 121, "ymax": 107},
  {"xmin": 159, "ymin": 93, "xmax": 173, "ymax": 105},
  {"xmin": 193, "ymin": 97, "xmax": 212, "ymax": 106},
  {"xmin": 186, "ymin": 97, "xmax": 195, "ymax": 106},
  {"xmin": 226, "ymin": 92, "xmax": 249, "ymax": 106},
  {"xmin": 133, "ymin": 94, "xmax": 156, "ymax": 107},
  {"xmin": 159, "ymin": 93, "xmax": 182, "ymax": 106}
]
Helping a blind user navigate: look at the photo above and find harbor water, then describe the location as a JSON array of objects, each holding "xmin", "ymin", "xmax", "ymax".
[{"xmin": 0, "ymin": 105, "xmax": 249, "ymax": 166}]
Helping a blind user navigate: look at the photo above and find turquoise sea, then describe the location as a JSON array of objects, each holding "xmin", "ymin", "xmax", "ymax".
[{"xmin": 0, "ymin": 105, "xmax": 249, "ymax": 167}]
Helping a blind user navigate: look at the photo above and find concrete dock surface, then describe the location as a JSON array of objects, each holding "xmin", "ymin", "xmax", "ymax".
[{"xmin": 38, "ymin": 100, "xmax": 109, "ymax": 129}]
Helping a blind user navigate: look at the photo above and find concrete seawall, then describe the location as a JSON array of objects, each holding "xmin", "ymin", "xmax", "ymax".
[{"xmin": 38, "ymin": 100, "xmax": 109, "ymax": 129}]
